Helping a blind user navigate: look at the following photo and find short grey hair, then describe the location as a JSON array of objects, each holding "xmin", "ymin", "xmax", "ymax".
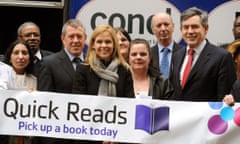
[
  {"xmin": 180, "ymin": 7, "xmax": 208, "ymax": 27},
  {"xmin": 17, "ymin": 21, "xmax": 40, "ymax": 36},
  {"xmin": 61, "ymin": 19, "xmax": 86, "ymax": 36}
]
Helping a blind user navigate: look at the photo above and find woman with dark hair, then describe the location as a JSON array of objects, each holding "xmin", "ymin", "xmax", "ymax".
[
  {"xmin": 3, "ymin": 40, "xmax": 36, "ymax": 144},
  {"xmin": 114, "ymin": 27, "xmax": 131, "ymax": 61},
  {"xmin": 129, "ymin": 38, "xmax": 173, "ymax": 99},
  {"xmin": 4, "ymin": 39, "xmax": 36, "ymax": 90}
]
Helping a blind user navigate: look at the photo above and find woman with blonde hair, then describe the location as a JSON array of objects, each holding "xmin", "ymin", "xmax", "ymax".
[{"xmin": 73, "ymin": 24, "xmax": 134, "ymax": 98}]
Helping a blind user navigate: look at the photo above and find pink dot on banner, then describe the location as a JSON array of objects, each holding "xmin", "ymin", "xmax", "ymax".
[
  {"xmin": 234, "ymin": 107, "xmax": 240, "ymax": 126},
  {"xmin": 208, "ymin": 115, "xmax": 228, "ymax": 135}
]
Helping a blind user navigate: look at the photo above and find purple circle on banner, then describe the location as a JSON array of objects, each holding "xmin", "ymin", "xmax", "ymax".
[
  {"xmin": 234, "ymin": 107, "xmax": 240, "ymax": 126},
  {"xmin": 208, "ymin": 115, "xmax": 228, "ymax": 134},
  {"xmin": 208, "ymin": 102, "xmax": 223, "ymax": 110}
]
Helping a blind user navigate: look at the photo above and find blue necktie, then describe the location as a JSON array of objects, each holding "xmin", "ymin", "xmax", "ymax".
[{"xmin": 160, "ymin": 48, "xmax": 169, "ymax": 77}]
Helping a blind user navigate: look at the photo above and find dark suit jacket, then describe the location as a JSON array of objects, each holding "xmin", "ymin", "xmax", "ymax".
[
  {"xmin": 151, "ymin": 42, "xmax": 183, "ymax": 77},
  {"xmin": 35, "ymin": 49, "xmax": 89, "ymax": 144},
  {"xmin": 38, "ymin": 49, "xmax": 75, "ymax": 93},
  {"xmin": 148, "ymin": 67, "xmax": 174, "ymax": 100},
  {"xmin": 72, "ymin": 63, "xmax": 134, "ymax": 98},
  {"xmin": 32, "ymin": 49, "xmax": 53, "ymax": 77},
  {"xmin": 170, "ymin": 40, "xmax": 236, "ymax": 101}
]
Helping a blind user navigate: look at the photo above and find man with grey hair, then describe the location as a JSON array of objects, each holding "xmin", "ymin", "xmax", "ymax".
[
  {"xmin": 151, "ymin": 12, "xmax": 183, "ymax": 78},
  {"xmin": 35, "ymin": 19, "xmax": 86, "ymax": 144},
  {"xmin": 170, "ymin": 7, "xmax": 236, "ymax": 101},
  {"xmin": 18, "ymin": 21, "xmax": 53, "ymax": 76}
]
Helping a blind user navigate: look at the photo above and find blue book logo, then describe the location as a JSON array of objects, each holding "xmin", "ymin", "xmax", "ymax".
[{"xmin": 135, "ymin": 105, "xmax": 170, "ymax": 134}]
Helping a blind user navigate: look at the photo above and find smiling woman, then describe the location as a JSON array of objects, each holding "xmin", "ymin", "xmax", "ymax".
[
  {"xmin": 72, "ymin": 24, "xmax": 134, "ymax": 144},
  {"xmin": 2, "ymin": 39, "xmax": 37, "ymax": 144},
  {"xmin": 3, "ymin": 40, "xmax": 36, "ymax": 89}
]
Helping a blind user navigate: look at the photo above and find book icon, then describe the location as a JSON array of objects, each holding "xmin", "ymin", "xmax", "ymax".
[{"xmin": 135, "ymin": 105, "xmax": 170, "ymax": 134}]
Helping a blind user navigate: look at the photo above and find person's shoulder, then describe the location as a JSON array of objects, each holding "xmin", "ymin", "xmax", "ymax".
[
  {"xmin": 206, "ymin": 41, "xmax": 230, "ymax": 55},
  {"xmin": 173, "ymin": 42, "xmax": 184, "ymax": 49},
  {"xmin": 42, "ymin": 50, "xmax": 63, "ymax": 61},
  {"xmin": 0, "ymin": 61, "xmax": 12, "ymax": 70},
  {"xmin": 118, "ymin": 64, "xmax": 131, "ymax": 74},
  {"xmin": 40, "ymin": 49, "xmax": 54, "ymax": 57},
  {"xmin": 150, "ymin": 44, "xmax": 158, "ymax": 52}
]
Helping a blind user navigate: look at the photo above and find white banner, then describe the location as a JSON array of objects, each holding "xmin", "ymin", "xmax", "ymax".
[{"xmin": 0, "ymin": 90, "xmax": 240, "ymax": 144}]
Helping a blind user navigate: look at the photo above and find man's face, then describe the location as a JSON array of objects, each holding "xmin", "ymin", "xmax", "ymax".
[
  {"xmin": 19, "ymin": 25, "xmax": 41, "ymax": 55},
  {"xmin": 233, "ymin": 16, "xmax": 240, "ymax": 40},
  {"xmin": 181, "ymin": 15, "xmax": 208, "ymax": 49},
  {"xmin": 61, "ymin": 25, "xmax": 86, "ymax": 57},
  {"xmin": 151, "ymin": 13, "xmax": 174, "ymax": 45}
]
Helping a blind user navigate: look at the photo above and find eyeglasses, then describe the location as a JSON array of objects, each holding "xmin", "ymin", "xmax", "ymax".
[{"xmin": 20, "ymin": 33, "xmax": 41, "ymax": 38}]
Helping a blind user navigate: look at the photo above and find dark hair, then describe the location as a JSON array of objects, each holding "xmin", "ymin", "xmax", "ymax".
[
  {"xmin": 130, "ymin": 38, "xmax": 159, "ymax": 74},
  {"xmin": 3, "ymin": 40, "xmax": 34, "ymax": 74},
  {"xmin": 236, "ymin": 12, "xmax": 240, "ymax": 18},
  {"xmin": 114, "ymin": 27, "xmax": 131, "ymax": 42}
]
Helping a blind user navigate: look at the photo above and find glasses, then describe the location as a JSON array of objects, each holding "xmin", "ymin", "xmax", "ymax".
[{"xmin": 20, "ymin": 33, "xmax": 41, "ymax": 38}]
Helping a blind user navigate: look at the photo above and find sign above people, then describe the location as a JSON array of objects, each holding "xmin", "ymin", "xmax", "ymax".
[{"xmin": 70, "ymin": 0, "xmax": 240, "ymax": 46}]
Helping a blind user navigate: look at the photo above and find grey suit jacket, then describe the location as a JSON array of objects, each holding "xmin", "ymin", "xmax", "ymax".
[
  {"xmin": 170, "ymin": 40, "xmax": 236, "ymax": 101},
  {"xmin": 38, "ymin": 49, "xmax": 75, "ymax": 93}
]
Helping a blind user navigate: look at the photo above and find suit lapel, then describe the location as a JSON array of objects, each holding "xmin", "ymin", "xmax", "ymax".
[
  {"xmin": 59, "ymin": 50, "xmax": 75, "ymax": 80},
  {"xmin": 175, "ymin": 48, "xmax": 186, "ymax": 89},
  {"xmin": 187, "ymin": 43, "xmax": 211, "ymax": 83},
  {"xmin": 152, "ymin": 44, "xmax": 160, "ymax": 72}
]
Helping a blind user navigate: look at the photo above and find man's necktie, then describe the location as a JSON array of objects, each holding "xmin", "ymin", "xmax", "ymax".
[
  {"xmin": 72, "ymin": 57, "xmax": 81, "ymax": 70},
  {"xmin": 181, "ymin": 49, "xmax": 194, "ymax": 89},
  {"xmin": 33, "ymin": 56, "xmax": 40, "ymax": 64},
  {"xmin": 160, "ymin": 48, "xmax": 169, "ymax": 77}
]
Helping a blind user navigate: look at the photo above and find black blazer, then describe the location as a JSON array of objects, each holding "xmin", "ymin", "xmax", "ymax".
[
  {"xmin": 170, "ymin": 40, "xmax": 236, "ymax": 101},
  {"xmin": 72, "ymin": 63, "xmax": 134, "ymax": 98},
  {"xmin": 148, "ymin": 67, "xmax": 174, "ymax": 100},
  {"xmin": 35, "ymin": 49, "xmax": 89, "ymax": 144},
  {"xmin": 32, "ymin": 49, "xmax": 53, "ymax": 77},
  {"xmin": 151, "ymin": 42, "xmax": 183, "ymax": 77},
  {"xmin": 38, "ymin": 49, "xmax": 75, "ymax": 93}
]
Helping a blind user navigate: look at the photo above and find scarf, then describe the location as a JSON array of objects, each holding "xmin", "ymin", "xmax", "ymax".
[{"xmin": 93, "ymin": 57, "xmax": 119, "ymax": 97}]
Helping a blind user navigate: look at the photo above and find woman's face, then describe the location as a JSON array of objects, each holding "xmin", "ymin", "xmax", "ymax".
[
  {"xmin": 129, "ymin": 43, "xmax": 150, "ymax": 71},
  {"xmin": 93, "ymin": 31, "xmax": 114, "ymax": 62},
  {"xmin": 10, "ymin": 43, "xmax": 30, "ymax": 74},
  {"xmin": 116, "ymin": 31, "xmax": 130, "ymax": 60}
]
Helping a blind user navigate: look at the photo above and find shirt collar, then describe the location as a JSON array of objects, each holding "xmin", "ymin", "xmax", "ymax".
[
  {"xmin": 64, "ymin": 48, "xmax": 84, "ymax": 61},
  {"xmin": 158, "ymin": 41, "xmax": 174, "ymax": 52},
  {"xmin": 35, "ymin": 49, "xmax": 42, "ymax": 60},
  {"xmin": 187, "ymin": 39, "xmax": 206, "ymax": 55}
]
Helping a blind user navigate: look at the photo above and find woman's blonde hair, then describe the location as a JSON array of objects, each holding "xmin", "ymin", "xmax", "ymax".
[{"xmin": 85, "ymin": 24, "xmax": 130, "ymax": 70}]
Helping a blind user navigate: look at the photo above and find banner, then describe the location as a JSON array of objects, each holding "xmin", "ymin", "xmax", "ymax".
[
  {"xmin": 69, "ymin": 0, "xmax": 240, "ymax": 46},
  {"xmin": 0, "ymin": 90, "xmax": 240, "ymax": 144}
]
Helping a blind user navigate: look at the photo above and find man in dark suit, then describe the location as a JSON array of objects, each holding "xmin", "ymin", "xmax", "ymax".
[
  {"xmin": 170, "ymin": 7, "xmax": 236, "ymax": 101},
  {"xmin": 151, "ymin": 12, "xmax": 183, "ymax": 78},
  {"xmin": 17, "ymin": 21, "xmax": 53, "ymax": 76},
  {"xmin": 35, "ymin": 19, "xmax": 86, "ymax": 144}
]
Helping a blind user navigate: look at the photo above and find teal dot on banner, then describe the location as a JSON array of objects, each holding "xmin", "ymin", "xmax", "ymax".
[
  {"xmin": 220, "ymin": 107, "xmax": 235, "ymax": 121},
  {"xmin": 208, "ymin": 102, "xmax": 223, "ymax": 110}
]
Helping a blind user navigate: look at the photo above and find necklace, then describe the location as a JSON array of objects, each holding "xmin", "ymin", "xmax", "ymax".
[{"xmin": 133, "ymin": 76, "xmax": 150, "ymax": 96}]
